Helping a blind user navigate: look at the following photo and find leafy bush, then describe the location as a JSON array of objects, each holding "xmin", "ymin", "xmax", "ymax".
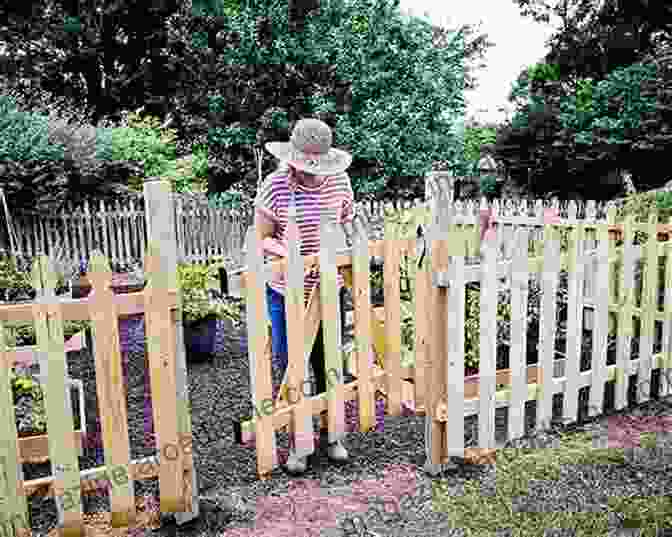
[
  {"xmin": 172, "ymin": 152, "xmax": 208, "ymax": 193},
  {"xmin": 44, "ymin": 114, "xmax": 109, "ymax": 163},
  {"xmin": 464, "ymin": 284, "xmax": 513, "ymax": 371},
  {"xmin": 0, "ymin": 94, "xmax": 65, "ymax": 162},
  {"xmin": 0, "ymin": 257, "xmax": 33, "ymax": 301},
  {"xmin": 10, "ymin": 370, "xmax": 48, "ymax": 434},
  {"xmin": 4, "ymin": 320, "xmax": 91, "ymax": 347},
  {"xmin": 0, "ymin": 249, "xmax": 86, "ymax": 301},
  {"xmin": 178, "ymin": 259, "xmax": 243, "ymax": 325},
  {"xmin": 208, "ymin": 190, "xmax": 248, "ymax": 210},
  {"xmin": 616, "ymin": 191, "xmax": 672, "ymax": 225},
  {"xmin": 108, "ymin": 111, "xmax": 180, "ymax": 191},
  {"xmin": 0, "ymin": 95, "xmax": 142, "ymax": 212},
  {"xmin": 480, "ymin": 174, "xmax": 498, "ymax": 197}
]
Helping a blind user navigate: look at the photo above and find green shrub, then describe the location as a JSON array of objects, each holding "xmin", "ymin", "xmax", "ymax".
[
  {"xmin": 616, "ymin": 191, "xmax": 672, "ymax": 225},
  {"xmin": 0, "ymin": 94, "xmax": 66, "ymax": 162},
  {"xmin": 178, "ymin": 259, "xmax": 243, "ymax": 325},
  {"xmin": 10, "ymin": 370, "xmax": 48, "ymax": 434},
  {"xmin": 108, "ymin": 111, "xmax": 179, "ymax": 191},
  {"xmin": 4, "ymin": 320, "xmax": 91, "ymax": 347},
  {"xmin": 479, "ymin": 174, "xmax": 498, "ymax": 197},
  {"xmin": 0, "ymin": 257, "xmax": 33, "ymax": 300}
]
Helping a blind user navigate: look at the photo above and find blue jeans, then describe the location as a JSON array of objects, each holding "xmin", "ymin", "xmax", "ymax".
[{"xmin": 266, "ymin": 285, "xmax": 345, "ymax": 395}]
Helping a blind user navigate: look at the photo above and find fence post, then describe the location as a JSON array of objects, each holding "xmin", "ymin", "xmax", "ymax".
[{"xmin": 143, "ymin": 176, "xmax": 200, "ymax": 524}]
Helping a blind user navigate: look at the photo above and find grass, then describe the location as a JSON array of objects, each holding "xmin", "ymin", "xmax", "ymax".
[{"xmin": 431, "ymin": 426, "xmax": 672, "ymax": 537}]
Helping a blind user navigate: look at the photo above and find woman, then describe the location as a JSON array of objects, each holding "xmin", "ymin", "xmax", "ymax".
[{"xmin": 254, "ymin": 118, "xmax": 355, "ymax": 474}]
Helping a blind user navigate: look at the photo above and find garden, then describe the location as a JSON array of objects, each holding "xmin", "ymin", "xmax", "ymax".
[
  {"xmin": 2, "ymin": 0, "xmax": 672, "ymax": 532},
  {"xmin": 2, "ymin": 193, "xmax": 672, "ymax": 537}
]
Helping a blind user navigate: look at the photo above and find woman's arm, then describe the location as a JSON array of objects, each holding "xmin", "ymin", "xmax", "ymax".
[
  {"xmin": 254, "ymin": 209, "xmax": 287, "ymax": 259},
  {"xmin": 341, "ymin": 174, "xmax": 356, "ymax": 225},
  {"xmin": 254, "ymin": 175, "xmax": 288, "ymax": 260}
]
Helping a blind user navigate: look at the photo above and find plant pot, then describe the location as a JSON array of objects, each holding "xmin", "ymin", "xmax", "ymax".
[
  {"xmin": 71, "ymin": 273, "xmax": 146, "ymax": 298},
  {"xmin": 184, "ymin": 315, "xmax": 219, "ymax": 360},
  {"xmin": 72, "ymin": 275, "xmax": 92, "ymax": 299}
]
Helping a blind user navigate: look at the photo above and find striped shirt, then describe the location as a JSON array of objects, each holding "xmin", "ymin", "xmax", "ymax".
[{"xmin": 255, "ymin": 167, "xmax": 356, "ymax": 304}]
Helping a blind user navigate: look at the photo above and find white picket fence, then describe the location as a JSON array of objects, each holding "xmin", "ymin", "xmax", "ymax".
[
  {"xmin": 1, "ymin": 178, "xmax": 622, "ymax": 272},
  {"xmin": 421, "ymin": 188, "xmax": 672, "ymax": 468},
  {"xmin": 3, "ymin": 195, "xmax": 253, "ymax": 269},
  {"xmin": 2, "ymin": 194, "xmax": 430, "ymax": 269}
]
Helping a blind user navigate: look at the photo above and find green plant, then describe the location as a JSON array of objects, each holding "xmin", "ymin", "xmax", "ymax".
[
  {"xmin": 178, "ymin": 259, "xmax": 242, "ymax": 325},
  {"xmin": 479, "ymin": 174, "xmax": 498, "ymax": 197},
  {"xmin": 0, "ymin": 257, "xmax": 33, "ymax": 300},
  {"xmin": 3, "ymin": 320, "xmax": 91, "ymax": 347},
  {"xmin": 464, "ymin": 284, "xmax": 512, "ymax": 371},
  {"xmin": 617, "ymin": 191, "xmax": 672, "ymax": 225},
  {"xmin": 10, "ymin": 370, "xmax": 48, "ymax": 434},
  {"xmin": 168, "ymin": 143, "xmax": 211, "ymax": 194},
  {"xmin": 109, "ymin": 111, "xmax": 179, "ymax": 191},
  {"xmin": 0, "ymin": 94, "xmax": 66, "ymax": 162},
  {"xmin": 208, "ymin": 191, "xmax": 246, "ymax": 210}
]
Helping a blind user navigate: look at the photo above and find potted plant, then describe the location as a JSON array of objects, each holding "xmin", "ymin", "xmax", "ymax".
[
  {"xmin": 179, "ymin": 257, "xmax": 241, "ymax": 360},
  {"xmin": 72, "ymin": 259, "xmax": 148, "ymax": 298},
  {"xmin": 0, "ymin": 256, "xmax": 34, "ymax": 302},
  {"xmin": 71, "ymin": 257, "xmax": 91, "ymax": 298}
]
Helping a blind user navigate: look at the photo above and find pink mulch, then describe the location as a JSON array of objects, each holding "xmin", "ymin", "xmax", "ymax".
[{"xmin": 220, "ymin": 463, "xmax": 419, "ymax": 537}]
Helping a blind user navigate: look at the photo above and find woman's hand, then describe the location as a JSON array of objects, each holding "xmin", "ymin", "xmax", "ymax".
[{"xmin": 263, "ymin": 237, "xmax": 288, "ymax": 259}]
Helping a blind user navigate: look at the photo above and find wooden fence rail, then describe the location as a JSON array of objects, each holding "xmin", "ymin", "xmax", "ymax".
[
  {"xmin": 236, "ymin": 173, "xmax": 672, "ymax": 477},
  {"xmin": 0, "ymin": 177, "xmax": 199, "ymax": 537}
]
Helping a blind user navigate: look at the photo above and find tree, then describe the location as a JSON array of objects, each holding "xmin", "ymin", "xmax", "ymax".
[
  {"xmin": 513, "ymin": 0, "xmax": 672, "ymax": 81},
  {"xmin": 191, "ymin": 0, "xmax": 493, "ymax": 198},
  {"xmin": 463, "ymin": 121, "xmax": 498, "ymax": 173},
  {"xmin": 0, "ymin": 0, "xmax": 186, "ymax": 126},
  {"xmin": 1, "ymin": 0, "xmax": 493, "ymax": 201},
  {"xmin": 492, "ymin": 54, "xmax": 669, "ymax": 199},
  {"xmin": 487, "ymin": 0, "xmax": 672, "ymax": 199}
]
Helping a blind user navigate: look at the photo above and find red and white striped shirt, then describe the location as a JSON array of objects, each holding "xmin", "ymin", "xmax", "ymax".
[{"xmin": 255, "ymin": 168, "xmax": 356, "ymax": 304}]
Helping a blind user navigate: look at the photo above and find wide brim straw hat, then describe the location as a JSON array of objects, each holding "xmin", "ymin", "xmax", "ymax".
[{"xmin": 265, "ymin": 118, "xmax": 353, "ymax": 176}]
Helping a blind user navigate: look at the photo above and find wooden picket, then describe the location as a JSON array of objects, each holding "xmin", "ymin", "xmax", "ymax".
[
  {"xmin": 31, "ymin": 254, "xmax": 84, "ymax": 535},
  {"xmin": 0, "ymin": 176, "xmax": 200, "ymax": 536},
  {"xmin": 320, "ymin": 215, "xmax": 347, "ymax": 440},
  {"xmin": 285, "ymin": 204, "xmax": 313, "ymax": 458},
  {"xmin": 87, "ymin": 252, "xmax": 135, "ymax": 528}
]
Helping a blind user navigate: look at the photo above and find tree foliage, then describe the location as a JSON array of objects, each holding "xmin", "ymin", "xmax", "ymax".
[
  {"xmin": 182, "ymin": 0, "xmax": 491, "ymax": 198},
  {"xmin": 0, "ymin": 0, "xmax": 493, "ymax": 202},
  {"xmin": 514, "ymin": 0, "xmax": 672, "ymax": 80},
  {"xmin": 490, "ymin": 1, "xmax": 672, "ymax": 200},
  {"xmin": 463, "ymin": 122, "xmax": 497, "ymax": 171}
]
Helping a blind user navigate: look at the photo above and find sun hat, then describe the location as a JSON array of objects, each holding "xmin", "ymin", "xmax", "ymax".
[{"xmin": 264, "ymin": 118, "xmax": 352, "ymax": 176}]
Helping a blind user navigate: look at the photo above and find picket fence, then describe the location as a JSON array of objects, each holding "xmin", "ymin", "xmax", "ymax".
[
  {"xmin": 0, "ymin": 177, "xmax": 199, "ymax": 537},
  {"xmin": 236, "ymin": 174, "xmax": 672, "ymax": 477},
  {"xmin": 3, "ymin": 195, "xmax": 252, "ymax": 269},
  {"xmin": 1, "ymin": 175, "xmax": 623, "ymax": 272}
]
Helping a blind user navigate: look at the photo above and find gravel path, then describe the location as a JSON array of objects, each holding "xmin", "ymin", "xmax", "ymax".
[{"xmin": 20, "ymin": 302, "xmax": 672, "ymax": 537}]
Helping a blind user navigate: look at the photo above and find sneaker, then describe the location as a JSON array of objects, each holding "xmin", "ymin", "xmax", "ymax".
[
  {"xmin": 327, "ymin": 441, "xmax": 349, "ymax": 463},
  {"xmin": 285, "ymin": 452, "xmax": 308, "ymax": 475}
]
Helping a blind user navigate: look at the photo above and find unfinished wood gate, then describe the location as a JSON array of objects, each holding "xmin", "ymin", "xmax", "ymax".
[{"xmin": 0, "ymin": 177, "xmax": 199, "ymax": 537}]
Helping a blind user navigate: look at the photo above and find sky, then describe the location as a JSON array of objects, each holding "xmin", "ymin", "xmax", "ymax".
[{"xmin": 398, "ymin": 0, "xmax": 560, "ymax": 125}]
